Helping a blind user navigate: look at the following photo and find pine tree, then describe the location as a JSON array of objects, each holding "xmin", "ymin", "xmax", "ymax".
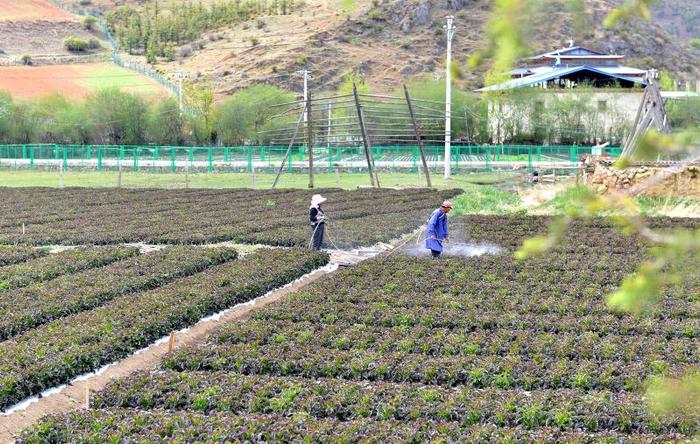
[{"xmin": 146, "ymin": 33, "xmax": 158, "ymax": 64}]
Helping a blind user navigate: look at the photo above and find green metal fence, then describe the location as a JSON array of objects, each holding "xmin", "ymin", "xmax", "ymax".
[{"xmin": 0, "ymin": 144, "xmax": 621, "ymax": 175}]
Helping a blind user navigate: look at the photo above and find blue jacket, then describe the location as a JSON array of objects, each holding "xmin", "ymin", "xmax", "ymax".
[{"xmin": 425, "ymin": 208, "xmax": 448, "ymax": 252}]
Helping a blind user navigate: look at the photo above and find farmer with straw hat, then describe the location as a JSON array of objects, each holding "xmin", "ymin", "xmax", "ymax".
[
  {"xmin": 425, "ymin": 200, "xmax": 452, "ymax": 258},
  {"xmin": 309, "ymin": 194, "xmax": 327, "ymax": 251}
]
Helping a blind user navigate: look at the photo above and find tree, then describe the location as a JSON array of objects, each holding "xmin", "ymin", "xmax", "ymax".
[
  {"xmin": 0, "ymin": 90, "xmax": 14, "ymax": 144},
  {"xmin": 186, "ymin": 83, "xmax": 216, "ymax": 144},
  {"xmin": 215, "ymin": 84, "xmax": 295, "ymax": 145},
  {"xmin": 147, "ymin": 97, "xmax": 184, "ymax": 145},
  {"xmin": 85, "ymin": 88, "xmax": 148, "ymax": 145}
]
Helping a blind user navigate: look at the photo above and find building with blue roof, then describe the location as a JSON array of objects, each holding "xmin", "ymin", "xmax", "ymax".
[{"xmin": 478, "ymin": 44, "xmax": 650, "ymax": 145}]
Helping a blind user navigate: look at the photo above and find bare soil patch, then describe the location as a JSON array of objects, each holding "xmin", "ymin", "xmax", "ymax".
[
  {"xmin": 0, "ymin": 0, "xmax": 73, "ymax": 21},
  {"xmin": 0, "ymin": 64, "xmax": 88, "ymax": 99},
  {"xmin": 0, "ymin": 20, "xmax": 107, "ymax": 58},
  {"xmin": 0, "ymin": 63, "xmax": 171, "ymax": 99}
]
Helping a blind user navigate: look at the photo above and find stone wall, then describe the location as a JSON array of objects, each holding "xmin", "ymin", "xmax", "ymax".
[{"xmin": 584, "ymin": 159, "xmax": 700, "ymax": 198}]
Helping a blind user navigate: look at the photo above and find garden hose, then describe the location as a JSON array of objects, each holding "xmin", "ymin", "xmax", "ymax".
[
  {"xmin": 308, "ymin": 217, "xmax": 343, "ymax": 252},
  {"xmin": 385, "ymin": 225, "xmax": 426, "ymax": 259}
]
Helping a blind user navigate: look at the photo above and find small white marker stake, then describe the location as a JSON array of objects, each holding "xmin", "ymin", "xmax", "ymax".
[{"xmin": 168, "ymin": 331, "xmax": 176, "ymax": 353}]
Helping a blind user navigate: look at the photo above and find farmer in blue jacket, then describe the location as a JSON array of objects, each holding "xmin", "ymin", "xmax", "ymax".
[{"xmin": 425, "ymin": 200, "xmax": 452, "ymax": 258}]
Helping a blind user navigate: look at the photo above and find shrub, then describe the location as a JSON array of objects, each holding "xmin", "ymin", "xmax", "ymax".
[
  {"xmin": 20, "ymin": 54, "xmax": 32, "ymax": 65},
  {"xmin": 256, "ymin": 19, "xmax": 266, "ymax": 29},
  {"xmin": 178, "ymin": 45, "xmax": 193, "ymax": 58},
  {"xmin": 87, "ymin": 38, "xmax": 101, "ymax": 49},
  {"xmin": 690, "ymin": 38, "xmax": 700, "ymax": 49},
  {"xmin": 81, "ymin": 16, "xmax": 97, "ymax": 30},
  {"xmin": 249, "ymin": 36, "xmax": 260, "ymax": 46},
  {"xmin": 64, "ymin": 36, "xmax": 89, "ymax": 52},
  {"xmin": 368, "ymin": 8, "xmax": 382, "ymax": 19},
  {"xmin": 77, "ymin": 0, "xmax": 91, "ymax": 4}
]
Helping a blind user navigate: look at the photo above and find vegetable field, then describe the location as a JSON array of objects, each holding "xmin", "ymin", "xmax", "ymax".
[
  {"xmin": 0, "ymin": 188, "xmax": 460, "ymax": 247},
  {"xmin": 20, "ymin": 216, "xmax": 699, "ymax": 442},
  {"xmin": 0, "ymin": 247, "xmax": 328, "ymax": 411}
]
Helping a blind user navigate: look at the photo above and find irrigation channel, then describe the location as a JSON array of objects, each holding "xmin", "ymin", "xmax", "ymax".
[{"xmin": 0, "ymin": 224, "xmax": 503, "ymax": 440}]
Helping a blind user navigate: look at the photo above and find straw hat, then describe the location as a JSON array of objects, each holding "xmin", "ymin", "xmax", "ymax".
[{"xmin": 310, "ymin": 194, "xmax": 327, "ymax": 207}]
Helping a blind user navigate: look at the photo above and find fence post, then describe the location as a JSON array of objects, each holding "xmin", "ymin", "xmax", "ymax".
[
  {"xmin": 29, "ymin": 146, "xmax": 34, "ymax": 169},
  {"xmin": 247, "ymin": 147, "xmax": 253, "ymax": 173},
  {"xmin": 485, "ymin": 147, "xmax": 491, "ymax": 172},
  {"xmin": 455, "ymin": 146, "xmax": 460, "ymax": 173},
  {"xmin": 97, "ymin": 147, "xmax": 102, "ymax": 171},
  {"xmin": 537, "ymin": 146, "xmax": 542, "ymax": 161},
  {"xmin": 62, "ymin": 145, "xmax": 68, "ymax": 171},
  {"xmin": 412, "ymin": 146, "xmax": 418, "ymax": 173},
  {"xmin": 133, "ymin": 147, "xmax": 139, "ymax": 172},
  {"xmin": 328, "ymin": 146, "xmax": 333, "ymax": 173},
  {"xmin": 208, "ymin": 147, "xmax": 213, "ymax": 173},
  {"xmin": 170, "ymin": 147, "xmax": 176, "ymax": 173},
  {"xmin": 527, "ymin": 146, "xmax": 532, "ymax": 174}
]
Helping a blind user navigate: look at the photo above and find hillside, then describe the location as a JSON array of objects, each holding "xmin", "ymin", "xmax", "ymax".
[
  {"xmin": 88, "ymin": 0, "xmax": 700, "ymax": 97},
  {"xmin": 2, "ymin": 0, "xmax": 699, "ymax": 98}
]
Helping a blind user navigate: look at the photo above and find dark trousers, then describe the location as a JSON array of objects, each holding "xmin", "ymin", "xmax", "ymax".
[
  {"xmin": 431, "ymin": 249, "xmax": 441, "ymax": 258},
  {"xmin": 311, "ymin": 223, "xmax": 325, "ymax": 251}
]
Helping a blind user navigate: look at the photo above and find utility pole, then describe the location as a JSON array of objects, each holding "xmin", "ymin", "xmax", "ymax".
[
  {"xmin": 444, "ymin": 15, "xmax": 455, "ymax": 179},
  {"xmin": 306, "ymin": 92, "xmax": 314, "ymax": 188},
  {"xmin": 297, "ymin": 69, "xmax": 314, "ymax": 188},
  {"xmin": 177, "ymin": 71, "xmax": 186, "ymax": 114},
  {"xmin": 327, "ymin": 102, "xmax": 332, "ymax": 149},
  {"xmin": 297, "ymin": 70, "xmax": 312, "ymax": 126}
]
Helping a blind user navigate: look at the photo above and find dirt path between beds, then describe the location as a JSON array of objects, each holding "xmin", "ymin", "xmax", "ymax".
[{"xmin": 0, "ymin": 264, "xmax": 336, "ymax": 443}]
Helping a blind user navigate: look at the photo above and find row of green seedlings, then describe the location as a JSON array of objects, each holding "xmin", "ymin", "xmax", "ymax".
[
  {"xmin": 0, "ymin": 246, "xmax": 48, "ymax": 267},
  {"xmin": 0, "ymin": 246, "xmax": 137, "ymax": 290},
  {"xmin": 90, "ymin": 371, "xmax": 695, "ymax": 434},
  {"xmin": 0, "ymin": 188, "xmax": 458, "ymax": 246},
  {"xmin": 0, "ymin": 248, "xmax": 329, "ymax": 410},
  {"xmin": 18, "ymin": 408, "xmax": 687, "ymax": 443},
  {"xmin": 0, "ymin": 246, "xmax": 237, "ymax": 340},
  {"xmin": 0, "ymin": 188, "xmax": 436, "ymax": 228}
]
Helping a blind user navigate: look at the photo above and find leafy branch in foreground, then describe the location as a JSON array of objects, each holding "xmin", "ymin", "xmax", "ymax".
[{"xmin": 515, "ymin": 131, "xmax": 699, "ymax": 430}]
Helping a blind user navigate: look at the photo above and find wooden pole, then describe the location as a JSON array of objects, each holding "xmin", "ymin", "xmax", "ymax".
[
  {"xmin": 272, "ymin": 104, "xmax": 307, "ymax": 189},
  {"xmin": 403, "ymin": 84, "xmax": 432, "ymax": 188},
  {"xmin": 168, "ymin": 331, "xmax": 175, "ymax": 353},
  {"xmin": 306, "ymin": 92, "xmax": 314, "ymax": 188},
  {"xmin": 353, "ymin": 83, "xmax": 378, "ymax": 187}
]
